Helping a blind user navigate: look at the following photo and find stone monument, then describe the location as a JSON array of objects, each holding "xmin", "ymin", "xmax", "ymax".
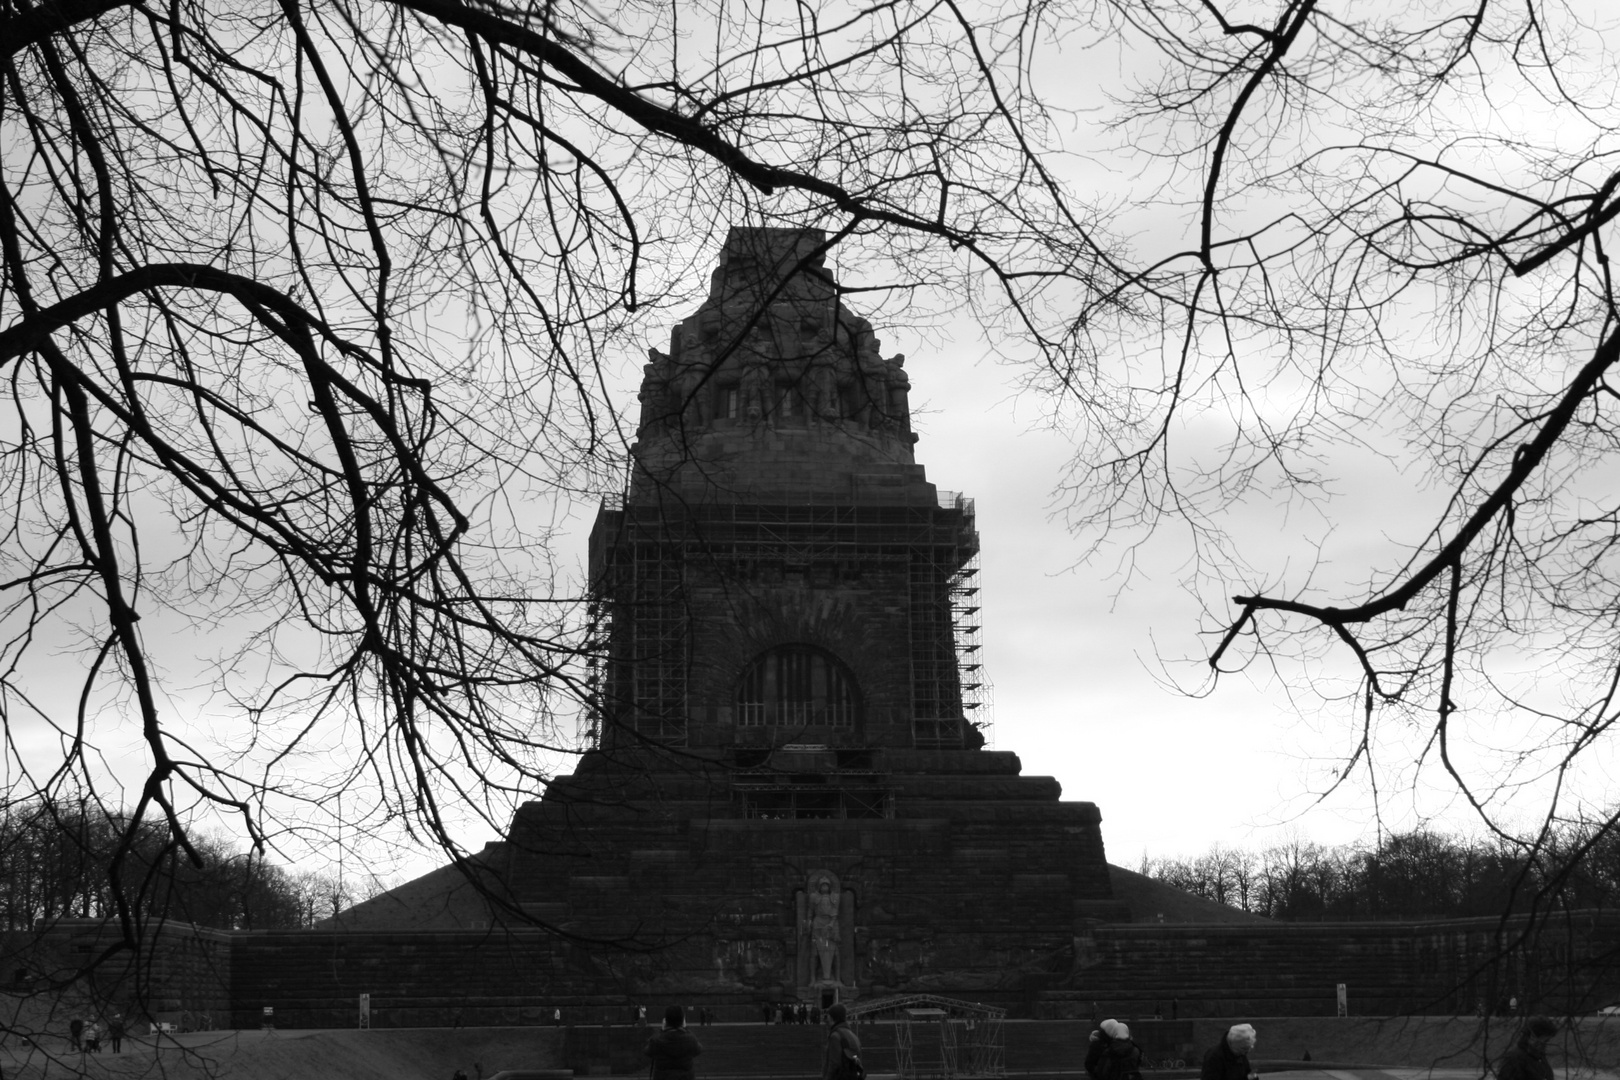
[
  {"xmin": 132, "ymin": 230, "xmax": 1620, "ymax": 1028},
  {"xmin": 341, "ymin": 227, "xmax": 1128, "ymax": 1009}
]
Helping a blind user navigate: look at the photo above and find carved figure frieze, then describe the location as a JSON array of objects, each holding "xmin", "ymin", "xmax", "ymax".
[{"xmin": 637, "ymin": 231, "xmax": 912, "ymax": 441}]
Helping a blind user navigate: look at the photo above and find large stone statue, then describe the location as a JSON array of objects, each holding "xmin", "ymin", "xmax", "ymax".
[
  {"xmin": 806, "ymin": 875, "xmax": 840, "ymax": 984},
  {"xmin": 638, "ymin": 349, "xmax": 673, "ymax": 435},
  {"xmin": 795, "ymin": 868, "xmax": 854, "ymax": 989}
]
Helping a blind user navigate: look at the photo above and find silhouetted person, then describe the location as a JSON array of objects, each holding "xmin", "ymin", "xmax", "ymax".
[
  {"xmin": 822, "ymin": 1003, "xmax": 862, "ymax": 1080},
  {"xmin": 1201, "ymin": 1024, "xmax": 1257, "ymax": 1080},
  {"xmin": 1498, "ymin": 1016, "xmax": 1558, "ymax": 1080},
  {"xmin": 647, "ymin": 1006, "xmax": 703, "ymax": 1080},
  {"xmin": 1087, "ymin": 1019, "xmax": 1144, "ymax": 1080}
]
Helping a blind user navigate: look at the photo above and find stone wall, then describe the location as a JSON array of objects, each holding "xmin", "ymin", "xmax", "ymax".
[
  {"xmin": 1051, "ymin": 911, "xmax": 1620, "ymax": 1020},
  {"xmin": 217, "ymin": 909, "xmax": 1620, "ymax": 1028},
  {"xmin": 17, "ymin": 910, "xmax": 1618, "ymax": 1029},
  {"xmin": 229, "ymin": 928, "xmax": 572, "ymax": 1029},
  {"xmin": 25, "ymin": 911, "xmax": 1617, "ymax": 1029},
  {"xmin": 495, "ymin": 746, "xmax": 1119, "ymax": 999},
  {"xmin": 22, "ymin": 918, "xmax": 233, "ymax": 1024}
]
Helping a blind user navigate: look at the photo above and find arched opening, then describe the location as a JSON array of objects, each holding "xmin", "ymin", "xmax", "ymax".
[{"xmin": 735, "ymin": 645, "xmax": 860, "ymax": 728}]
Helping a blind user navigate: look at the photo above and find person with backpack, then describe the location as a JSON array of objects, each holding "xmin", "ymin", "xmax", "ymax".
[
  {"xmin": 646, "ymin": 1005, "xmax": 703, "ymax": 1080},
  {"xmin": 1086, "ymin": 1019, "xmax": 1143, "ymax": 1080},
  {"xmin": 822, "ymin": 1003, "xmax": 863, "ymax": 1080}
]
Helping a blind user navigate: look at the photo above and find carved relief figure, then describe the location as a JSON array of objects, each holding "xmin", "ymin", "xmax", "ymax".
[
  {"xmin": 878, "ymin": 352, "xmax": 910, "ymax": 433},
  {"xmin": 667, "ymin": 362, "xmax": 702, "ymax": 428},
  {"xmin": 638, "ymin": 349, "xmax": 673, "ymax": 435},
  {"xmin": 806, "ymin": 359, "xmax": 836, "ymax": 424},
  {"xmin": 740, "ymin": 355, "xmax": 770, "ymax": 423}
]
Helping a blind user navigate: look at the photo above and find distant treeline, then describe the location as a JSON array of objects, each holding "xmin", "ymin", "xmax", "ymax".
[
  {"xmin": 0, "ymin": 798, "xmax": 384, "ymax": 931},
  {"xmin": 1143, "ymin": 824, "xmax": 1620, "ymax": 920}
]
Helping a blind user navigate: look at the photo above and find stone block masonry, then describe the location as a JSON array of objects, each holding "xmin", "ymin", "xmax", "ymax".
[{"xmin": 23, "ymin": 908, "xmax": 1620, "ymax": 1028}]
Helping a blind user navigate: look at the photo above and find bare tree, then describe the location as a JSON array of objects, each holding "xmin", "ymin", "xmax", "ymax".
[
  {"xmin": 1026, "ymin": 0, "xmax": 1620, "ymax": 928},
  {"xmin": 10, "ymin": 0, "xmax": 1620, "ymax": 1025},
  {"xmin": 0, "ymin": 0, "xmax": 1110, "ymax": 987}
]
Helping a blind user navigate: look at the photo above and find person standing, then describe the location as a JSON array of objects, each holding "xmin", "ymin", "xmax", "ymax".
[
  {"xmin": 68, "ymin": 1017, "xmax": 83, "ymax": 1052},
  {"xmin": 1498, "ymin": 1017, "xmax": 1558, "ymax": 1080},
  {"xmin": 108, "ymin": 1013, "xmax": 125, "ymax": 1053},
  {"xmin": 822, "ymin": 1003, "xmax": 861, "ymax": 1080},
  {"xmin": 1201, "ymin": 1024, "xmax": 1258, "ymax": 1080},
  {"xmin": 1087, "ymin": 1019, "xmax": 1143, "ymax": 1080},
  {"xmin": 646, "ymin": 1006, "xmax": 703, "ymax": 1080}
]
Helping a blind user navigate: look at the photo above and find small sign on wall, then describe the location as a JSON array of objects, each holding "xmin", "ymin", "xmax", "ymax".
[{"xmin": 1336, "ymin": 983, "xmax": 1348, "ymax": 1017}]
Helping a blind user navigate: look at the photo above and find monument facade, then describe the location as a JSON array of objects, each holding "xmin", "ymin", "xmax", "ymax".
[
  {"xmin": 43, "ymin": 229, "xmax": 1619, "ymax": 1029},
  {"xmin": 487, "ymin": 227, "xmax": 1125, "ymax": 1007}
]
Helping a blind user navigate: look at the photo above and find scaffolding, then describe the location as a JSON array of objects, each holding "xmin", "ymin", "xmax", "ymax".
[
  {"xmin": 911, "ymin": 492, "xmax": 986, "ymax": 749},
  {"xmin": 583, "ymin": 591, "xmax": 607, "ymax": 749},
  {"xmin": 587, "ymin": 493, "xmax": 991, "ymax": 750},
  {"xmin": 848, "ymin": 994, "xmax": 1006, "ymax": 1080},
  {"xmin": 951, "ymin": 547, "xmax": 990, "ymax": 747},
  {"xmin": 589, "ymin": 500, "xmax": 691, "ymax": 747}
]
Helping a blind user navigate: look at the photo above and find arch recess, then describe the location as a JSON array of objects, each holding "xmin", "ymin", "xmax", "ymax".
[{"xmin": 735, "ymin": 645, "xmax": 860, "ymax": 728}]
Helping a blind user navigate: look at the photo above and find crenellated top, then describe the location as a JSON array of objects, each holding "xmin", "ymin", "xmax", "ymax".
[{"xmin": 629, "ymin": 228, "xmax": 934, "ymax": 505}]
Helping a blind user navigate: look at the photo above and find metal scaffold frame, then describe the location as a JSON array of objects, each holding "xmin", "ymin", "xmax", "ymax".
[
  {"xmin": 950, "ymin": 547, "xmax": 991, "ymax": 748},
  {"xmin": 587, "ymin": 493, "xmax": 992, "ymax": 749},
  {"xmin": 847, "ymin": 994, "xmax": 1006, "ymax": 1080},
  {"xmin": 908, "ymin": 495, "xmax": 987, "ymax": 749},
  {"xmin": 589, "ymin": 503, "xmax": 691, "ymax": 747}
]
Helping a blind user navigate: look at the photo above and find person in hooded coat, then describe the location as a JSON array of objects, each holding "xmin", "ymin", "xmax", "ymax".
[
  {"xmin": 1498, "ymin": 1016, "xmax": 1558, "ymax": 1080},
  {"xmin": 822, "ymin": 1003, "xmax": 862, "ymax": 1080},
  {"xmin": 1201, "ymin": 1023, "xmax": 1258, "ymax": 1080},
  {"xmin": 647, "ymin": 1006, "xmax": 703, "ymax": 1080},
  {"xmin": 1086, "ymin": 1019, "xmax": 1144, "ymax": 1080}
]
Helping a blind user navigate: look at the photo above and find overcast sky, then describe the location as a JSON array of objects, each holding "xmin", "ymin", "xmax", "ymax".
[
  {"xmin": 902, "ymin": 330, "xmax": 1370, "ymax": 865},
  {"xmin": 791, "ymin": 314, "xmax": 1589, "ymax": 867}
]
